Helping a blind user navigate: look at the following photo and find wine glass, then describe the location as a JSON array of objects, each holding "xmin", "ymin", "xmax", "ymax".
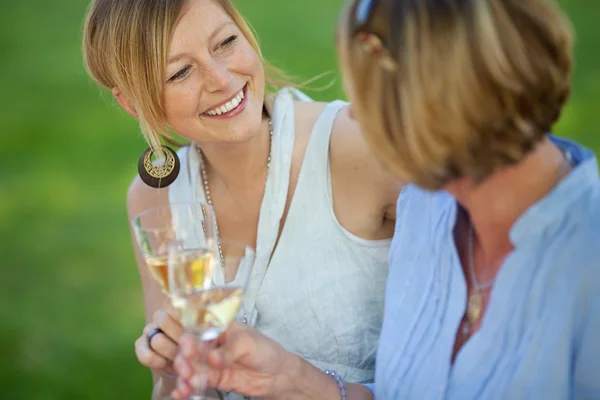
[
  {"xmin": 130, "ymin": 201, "xmax": 218, "ymax": 296},
  {"xmin": 130, "ymin": 201, "xmax": 218, "ymax": 383},
  {"xmin": 168, "ymin": 238, "xmax": 256, "ymax": 399}
]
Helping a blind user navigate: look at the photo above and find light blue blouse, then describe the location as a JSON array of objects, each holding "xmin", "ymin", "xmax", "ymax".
[{"xmin": 373, "ymin": 137, "xmax": 600, "ymax": 399}]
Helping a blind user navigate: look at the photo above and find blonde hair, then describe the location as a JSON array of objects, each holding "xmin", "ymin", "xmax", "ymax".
[
  {"xmin": 83, "ymin": 0, "xmax": 293, "ymax": 151},
  {"xmin": 339, "ymin": 0, "xmax": 573, "ymax": 190}
]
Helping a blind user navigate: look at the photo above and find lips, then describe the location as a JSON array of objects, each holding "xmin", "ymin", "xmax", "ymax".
[{"xmin": 202, "ymin": 85, "xmax": 247, "ymax": 117}]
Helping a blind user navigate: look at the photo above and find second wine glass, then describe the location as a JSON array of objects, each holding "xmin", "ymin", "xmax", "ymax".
[{"xmin": 168, "ymin": 239, "xmax": 256, "ymax": 399}]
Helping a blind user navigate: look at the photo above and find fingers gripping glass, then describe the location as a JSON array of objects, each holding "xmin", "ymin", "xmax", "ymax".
[
  {"xmin": 168, "ymin": 239, "xmax": 255, "ymax": 399},
  {"xmin": 131, "ymin": 201, "xmax": 218, "ymax": 381}
]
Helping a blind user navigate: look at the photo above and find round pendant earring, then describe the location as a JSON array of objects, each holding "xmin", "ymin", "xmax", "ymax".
[{"xmin": 137, "ymin": 145, "xmax": 180, "ymax": 188}]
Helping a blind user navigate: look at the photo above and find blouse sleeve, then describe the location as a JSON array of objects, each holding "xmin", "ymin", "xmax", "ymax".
[{"xmin": 573, "ymin": 295, "xmax": 600, "ymax": 399}]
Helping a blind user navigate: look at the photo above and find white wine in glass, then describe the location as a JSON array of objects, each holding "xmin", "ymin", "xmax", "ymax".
[
  {"xmin": 130, "ymin": 201, "xmax": 218, "ymax": 295},
  {"xmin": 169, "ymin": 240, "xmax": 254, "ymax": 339},
  {"xmin": 181, "ymin": 287, "xmax": 244, "ymax": 339},
  {"xmin": 145, "ymin": 254, "xmax": 170, "ymax": 293},
  {"xmin": 169, "ymin": 239, "xmax": 255, "ymax": 399}
]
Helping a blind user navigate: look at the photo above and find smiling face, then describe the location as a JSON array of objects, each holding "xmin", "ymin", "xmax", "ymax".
[{"xmin": 164, "ymin": 0, "xmax": 266, "ymax": 144}]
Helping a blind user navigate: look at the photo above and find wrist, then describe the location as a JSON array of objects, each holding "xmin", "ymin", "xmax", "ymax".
[
  {"xmin": 265, "ymin": 353, "xmax": 304, "ymax": 400},
  {"xmin": 324, "ymin": 370, "xmax": 347, "ymax": 400}
]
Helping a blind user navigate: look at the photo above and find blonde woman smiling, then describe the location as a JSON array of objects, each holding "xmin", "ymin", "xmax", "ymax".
[{"xmin": 83, "ymin": 0, "xmax": 402, "ymax": 398}]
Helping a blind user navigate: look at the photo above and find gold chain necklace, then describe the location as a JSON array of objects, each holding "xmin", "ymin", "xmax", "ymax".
[
  {"xmin": 461, "ymin": 224, "xmax": 492, "ymax": 336},
  {"xmin": 461, "ymin": 150, "xmax": 573, "ymax": 336},
  {"xmin": 196, "ymin": 120, "xmax": 273, "ymax": 269}
]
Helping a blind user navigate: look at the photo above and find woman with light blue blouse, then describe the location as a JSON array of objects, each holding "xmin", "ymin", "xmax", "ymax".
[{"xmin": 172, "ymin": 0, "xmax": 600, "ymax": 399}]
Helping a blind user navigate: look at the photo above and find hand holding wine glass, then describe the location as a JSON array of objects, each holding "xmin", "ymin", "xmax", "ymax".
[
  {"xmin": 134, "ymin": 301, "xmax": 184, "ymax": 372},
  {"xmin": 170, "ymin": 323, "xmax": 376, "ymax": 400},
  {"xmin": 130, "ymin": 202, "xmax": 218, "ymax": 377},
  {"xmin": 168, "ymin": 239, "xmax": 256, "ymax": 399},
  {"xmin": 170, "ymin": 322, "xmax": 299, "ymax": 400}
]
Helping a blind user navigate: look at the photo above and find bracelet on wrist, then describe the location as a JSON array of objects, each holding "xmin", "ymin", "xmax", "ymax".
[{"xmin": 324, "ymin": 369, "xmax": 347, "ymax": 400}]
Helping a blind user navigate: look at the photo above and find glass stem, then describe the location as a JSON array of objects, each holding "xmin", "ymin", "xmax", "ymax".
[{"xmin": 190, "ymin": 336, "xmax": 213, "ymax": 400}]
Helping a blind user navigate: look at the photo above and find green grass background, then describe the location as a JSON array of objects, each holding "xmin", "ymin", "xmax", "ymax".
[{"xmin": 0, "ymin": 1, "xmax": 597, "ymax": 398}]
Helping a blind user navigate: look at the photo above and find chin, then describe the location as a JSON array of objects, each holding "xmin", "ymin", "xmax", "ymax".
[{"xmin": 206, "ymin": 95, "xmax": 265, "ymax": 143}]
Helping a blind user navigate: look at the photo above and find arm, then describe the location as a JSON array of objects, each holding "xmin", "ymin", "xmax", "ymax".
[
  {"xmin": 329, "ymin": 105, "xmax": 403, "ymax": 236},
  {"xmin": 287, "ymin": 355, "xmax": 375, "ymax": 400},
  {"xmin": 127, "ymin": 177, "xmax": 181, "ymax": 396},
  {"xmin": 291, "ymin": 100, "xmax": 402, "ymax": 239},
  {"xmin": 171, "ymin": 324, "xmax": 375, "ymax": 400},
  {"xmin": 127, "ymin": 176, "xmax": 171, "ymax": 327}
]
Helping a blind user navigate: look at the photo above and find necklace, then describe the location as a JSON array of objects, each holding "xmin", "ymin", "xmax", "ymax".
[
  {"xmin": 461, "ymin": 224, "xmax": 491, "ymax": 335},
  {"xmin": 461, "ymin": 149, "xmax": 573, "ymax": 336},
  {"xmin": 197, "ymin": 119, "xmax": 273, "ymax": 269}
]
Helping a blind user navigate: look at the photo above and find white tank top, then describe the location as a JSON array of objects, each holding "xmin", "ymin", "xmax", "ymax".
[{"xmin": 169, "ymin": 88, "xmax": 390, "ymax": 383}]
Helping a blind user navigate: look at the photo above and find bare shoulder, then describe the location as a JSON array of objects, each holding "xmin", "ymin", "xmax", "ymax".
[
  {"xmin": 126, "ymin": 175, "xmax": 170, "ymax": 221},
  {"xmin": 292, "ymin": 100, "xmax": 328, "ymax": 140},
  {"xmin": 290, "ymin": 100, "xmax": 402, "ymax": 222},
  {"xmin": 329, "ymin": 105, "xmax": 385, "ymax": 176},
  {"xmin": 330, "ymin": 106, "xmax": 402, "ymax": 219},
  {"xmin": 286, "ymin": 100, "xmax": 329, "ymax": 178}
]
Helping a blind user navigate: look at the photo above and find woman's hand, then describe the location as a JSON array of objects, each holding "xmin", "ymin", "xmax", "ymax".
[
  {"xmin": 135, "ymin": 301, "xmax": 184, "ymax": 372},
  {"xmin": 171, "ymin": 322, "xmax": 300, "ymax": 399}
]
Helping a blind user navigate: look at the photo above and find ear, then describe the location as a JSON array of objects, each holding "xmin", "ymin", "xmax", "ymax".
[{"xmin": 112, "ymin": 87, "xmax": 139, "ymax": 119}]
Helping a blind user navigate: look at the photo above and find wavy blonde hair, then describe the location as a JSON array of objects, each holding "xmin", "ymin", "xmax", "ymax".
[
  {"xmin": 338, "ymin": 0, "xmax": 573, "ymax": 190},
  {"xmin": 83, "ymin": 0, "xmax": 292, "ymax": 151}
]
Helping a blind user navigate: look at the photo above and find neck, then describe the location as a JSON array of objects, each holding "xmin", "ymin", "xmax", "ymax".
[
  {"xmin": 447, "ymin": 137, "xmax": 569, "ymax": 265},
  {"xmin": 197, "ymin": 117, "xmax": 271, "ymax": 189}
]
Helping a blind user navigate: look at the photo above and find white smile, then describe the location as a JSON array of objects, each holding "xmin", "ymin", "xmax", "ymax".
[{"xmin": 204, "ymin": 89, "xmax": 244, "ymax": 116}]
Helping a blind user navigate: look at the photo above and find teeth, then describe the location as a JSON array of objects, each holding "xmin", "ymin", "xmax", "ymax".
[{"xmin": 204, "ymin": 89, "xmax": 245, "ymax": 116}]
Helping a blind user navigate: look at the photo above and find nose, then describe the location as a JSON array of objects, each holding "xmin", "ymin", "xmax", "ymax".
[{"xmin": 203, "ymin": 60, "xmax": 232, "ymax": 92}]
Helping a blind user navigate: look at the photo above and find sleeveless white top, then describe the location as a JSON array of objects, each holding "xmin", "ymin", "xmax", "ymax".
[{"xmin": 169, "ymin": 88, "xmax": 390, "ymax": 383}]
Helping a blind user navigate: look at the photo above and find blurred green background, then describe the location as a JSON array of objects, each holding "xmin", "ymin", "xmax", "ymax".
[{"xmin": 0, "ymin": 0, "xmax": 597, "ymax": 398}]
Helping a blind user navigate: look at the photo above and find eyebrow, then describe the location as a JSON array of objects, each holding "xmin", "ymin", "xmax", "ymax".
[{"xmin": 167, "ymin": 21, "xmax": 235, "ymax": 65}]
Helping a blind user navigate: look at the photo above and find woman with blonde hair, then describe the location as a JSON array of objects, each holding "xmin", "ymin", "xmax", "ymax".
[
  {"xmin": 82, "ymin": 0, "xmax": 402, "ymax": 397},
  {"xmin": 172, "ymin": 0, "xmax": 600, "ymax": 398}
]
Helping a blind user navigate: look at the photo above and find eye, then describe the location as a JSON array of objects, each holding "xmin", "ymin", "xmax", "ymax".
[
  {"xmin": 219, "ymin": 35, "xmax": 238, "ymax": 49},
  {"xmin": 168, "ymin": 65, "xmax": 191, "ymax": 82}
]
